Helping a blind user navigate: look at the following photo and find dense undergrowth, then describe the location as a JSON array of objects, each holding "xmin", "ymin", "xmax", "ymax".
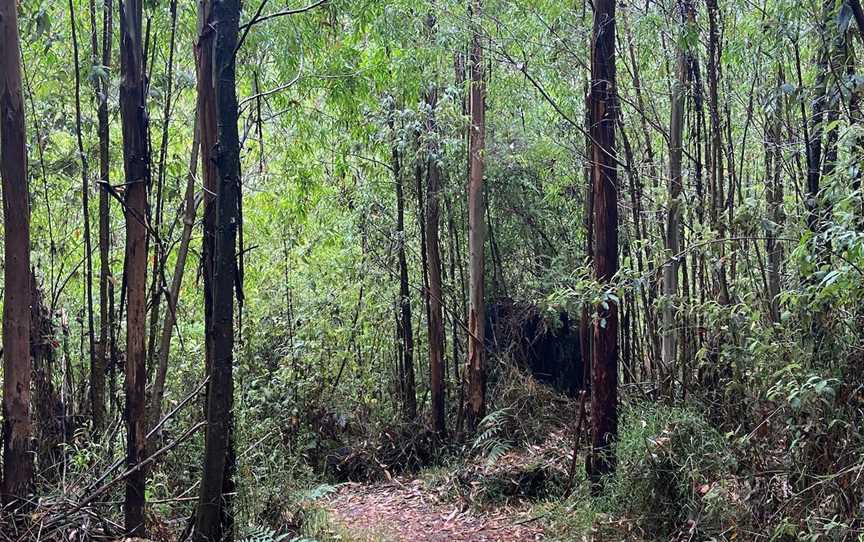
[
  {"xmin": 221, "ymin": 298, "xmax": 864, "ymax": 542},
  {"xmin": 9, "ymin": 296, "xmax": 864, "ymax": 542},
  {"xmin": 7, "ymin": 1, "xmax": 864, "ymax": 541},
  {"xmin": 220, "ymin": 306, "xmax": 864, "ymax": 542}
]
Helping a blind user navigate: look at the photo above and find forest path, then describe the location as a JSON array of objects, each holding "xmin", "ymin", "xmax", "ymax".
[{"xmin": 323, "ymin": 479, "xmax": 545, "ymax": 541}]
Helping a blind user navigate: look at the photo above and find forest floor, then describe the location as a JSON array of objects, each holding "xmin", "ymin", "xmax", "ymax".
[{"xmin": 322, "ymin": 478, "xmax": 545, "ymax": 541}]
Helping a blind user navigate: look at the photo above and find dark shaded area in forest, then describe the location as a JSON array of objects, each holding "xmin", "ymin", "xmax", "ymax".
[{"xmin": 486, "ymin": 299, "xmax": 582, "ymax": 396}]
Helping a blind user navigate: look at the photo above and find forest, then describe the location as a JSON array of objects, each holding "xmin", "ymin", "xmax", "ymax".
[{"xmin": 1, "ymin": 0, "xmax": 864, "ymax": 540}]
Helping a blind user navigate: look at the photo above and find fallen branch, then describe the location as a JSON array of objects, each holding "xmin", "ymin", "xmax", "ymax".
[
  {"xmin": 81, "ymin": 377, "xmax": 209, "ymax": 497},
  {"xmin": 49, "ymin": 420, "xmax": 206, "ymax": 535}
]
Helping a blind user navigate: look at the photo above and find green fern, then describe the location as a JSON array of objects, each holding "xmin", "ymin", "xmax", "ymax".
[
  {"xmin": 471, "ymin": 408, "xmax": 514, "ymax": 466},
  {"xmin": 303, "ymin": 483, "xmax": 338, "ymax": 500},
  {"xmin": 240, "ymin": 525, "xmax": 292, "ymax": 542}
]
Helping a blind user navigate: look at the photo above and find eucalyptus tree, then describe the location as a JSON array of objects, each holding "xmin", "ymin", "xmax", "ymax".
[
  {"xmin": 0, "ymin": 0, "xmax": 34, "ymax": 506},
  {"xmin": 661, "ymin": 0, "xmax": 691, "ymax": 391},
  {"xmin": 90, "ymin": 0, "xmax": 113, "ymax": 434},
  {"xmin": 466, "ymin": 0, "xmax": 488, "ymax": 433},
  {"xmin": 389, "ymin": 97, "xmax": 418, "ymax": 421},
  {"xmin": 424, "ymin": 7, "xmax": 447, "ymax": 437},
  {"xmin": 587, "ymin": 0, "xmax": 619, "ymax": 487},
  {"xmin": 118, "ymin": 0, "xmax": 151, "ymax": 534},
  {"xmin": 194, "ymin": 0, "xmax": 241, "ymax": 538}
]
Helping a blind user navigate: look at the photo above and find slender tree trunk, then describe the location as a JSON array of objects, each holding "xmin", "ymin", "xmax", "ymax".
[
  {"xmin": 0, "ymin": 0, "xmax": 34, "ymax": 505},
  {"xmin": 197, "ymin": 0, "xmax": 218, "ymax": 394},
  {"xmin": 194, "ymin": 0, "xmax": 240, "ymax": 538},
  {"xmin": 91, "ymin": 0, "xmax": 113, "ymax": 434},
  {"xmin": 466, "ymin": 0, "xmax": 487, "ymax": 433},
  {"xmin": 149, "ymin": 115, "xmax": 201, "ymax": 434},
  {"xmin": 389, "ymin": 100, "xmax": 417, "ymax": 421},
  {"xmin": 706, "ymin": 0, "xmax": 729, "ymax": 306},
  {"xmin": 581, "ymin": 80, "xmax": 594, "ymax": 389},
  {"xmin": 146, "ymin": 0, "xmax": 179, "ymax": 384},
  {"xmin": 688, "ymin": 45, "xmax": 707, "ymax": 356},
  {"xmin": 425, "ymin": 11, "xmax": 447, "ymax": 435},
  {"xmin": 415, "ymin": 133, "xmax": 431, "ymax": 360},
  {"xmin": 586, "ymin": 0, "xmax": 619, "ymax": 489},
  {"xmin": 766, "ymin": 67, "xmax": 784, "ymax": 324},
  {"xmin": 119, "ymin": 0, "xmax": 150, "ymax": 535},
  {"xmin": 662, "ymin": 0, "xmax": 689, "ymax": 393},
  {"xmin": 70, "ymin": 0, "xmax": 99, "ymax": 433},
  {"xmin": 453, "ymin": 50, "xmax": 470, "ymax": 433}
]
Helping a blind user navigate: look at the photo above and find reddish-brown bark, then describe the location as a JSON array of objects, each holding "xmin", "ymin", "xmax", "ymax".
[
  {"xmin": 586, "ymin": 0, "xmax": 619, "ymax": 487},
  {"xmin": 425, "ymin": 10, "xmax": 446, "ymax": 435},
  {"xmin": 0, "ymin": 0, "xmax": 34, "ymax": 505}
]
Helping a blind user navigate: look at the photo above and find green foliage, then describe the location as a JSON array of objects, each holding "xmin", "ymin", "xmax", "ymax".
[
  {"xmin": 608, "ymin": 403, "xmax": 739, "ymax": 539},
  {"xmin": 240, "ymin": 526, "xmax": 292, "ymax": 542},
  {"xmin": 14, "ymin": 0, "xmax": 864, "ymax": 538},
  {"xmin": 470, "ymin": 408, "xmax": 514, "ymax": 466},
  {"xmin": 527, "ymin": 496, "xmax": 597, "ymax": 541}
]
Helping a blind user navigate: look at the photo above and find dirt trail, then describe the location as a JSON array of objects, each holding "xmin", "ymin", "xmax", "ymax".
[{"xmin": 324, "ymin": 479, "xmax": 544, "ymax": 541}]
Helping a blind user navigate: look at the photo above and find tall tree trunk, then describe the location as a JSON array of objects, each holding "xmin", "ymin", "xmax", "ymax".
[
  {"xmin": 662, "ymin": 0, "xmax": 689, "ymax": 393},
  {"xmin": 581, "ymin": 81, "xmax": 594, "ymax": 390},
  {"xmin": 147, "ymin": 0, "xmax": 179, "ymax": 383},
  {"xmin": 197, "ymin": 0, "xmax": 218, "ymax": 407},
  {"xmin": 688, "ymin": 41, "xmax": 708, "ymax": 357},
  {"xmin": 69, "ymin": 0, "xmax": 98, "ymax": 434},
  {"xmin": 414, "ymin": 134, "xmax": 431, "ymax": 369},
  {"xmin": 466, "ymin": 0, "xmax": 487, "ymax": 433},
  {"xmin": 119, "ymin": 0, "xmax": 150, "ymax": 535},
  {"xmin": 425, "ymin": 10, "xmax": 446, "ymax": 436},
  {"xmin": 0, "ymin": 0, "xmax": 34, "ymax": 504},
  {"xmin": 706, "ymin": 0, "xmax": 729, "ymax": 306},
  {"xmin": 586, "ymin": 0, "xmax": 619, "ymax": 489},
  {"xmin": 149, "ymin": 115, "xmax": 201, "ymax": 434},
  {"xmin": 389, "ymin": 99, "xmax": 417, "ymax": 421},
  {"xmin": 91, "ymin": 0, "xmax": 113, "ymax": 434},
  {"xmin": 194, "ymin": 0, "xmax": 240, "ymax": 538},
  {"xmin": 766, "ymin": 67, "xmax": 784, "ymax": 324}
]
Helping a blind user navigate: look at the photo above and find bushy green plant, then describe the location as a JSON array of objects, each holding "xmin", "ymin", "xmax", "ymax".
[{"xmin": 608, "ymin": 403, "xmax": 739, "ymax": 538}]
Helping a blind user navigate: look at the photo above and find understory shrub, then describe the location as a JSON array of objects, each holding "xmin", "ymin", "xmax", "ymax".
[{"xmin": 609, "ymin": 402, "xmax": 740, "ymax": 539}]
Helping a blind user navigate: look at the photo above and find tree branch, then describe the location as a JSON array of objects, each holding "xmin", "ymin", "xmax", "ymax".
[{"xmin": 239, "ymin": 0, "xmax": 328, "ymax": 33}]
